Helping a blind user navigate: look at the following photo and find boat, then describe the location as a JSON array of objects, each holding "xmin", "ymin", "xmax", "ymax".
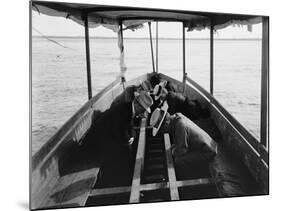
[{"xmin": 30, "ymin": 1, "xmax": 269, "ymax": 210}]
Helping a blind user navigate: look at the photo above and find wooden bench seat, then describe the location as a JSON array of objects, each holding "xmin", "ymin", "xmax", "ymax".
[{"xmin": 40, "ymin": 167, "xmax": 100, "ymax": 209}]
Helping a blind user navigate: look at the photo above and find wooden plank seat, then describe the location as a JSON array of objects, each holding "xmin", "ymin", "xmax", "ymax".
[
  {"xmin": 38, "ymin": 131, "xmax": 103, "ymax": 209},
  {"xmin": 40, "ymin": 167, "xmax": 100, "ymax": 209}
]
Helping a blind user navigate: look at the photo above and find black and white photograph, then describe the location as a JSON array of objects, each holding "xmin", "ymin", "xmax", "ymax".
[{"xmin": 29, "ymin": 0, "xmax": 269, "ymax": 210}]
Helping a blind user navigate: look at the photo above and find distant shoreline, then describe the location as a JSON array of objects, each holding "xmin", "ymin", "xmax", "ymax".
[{"xmin": 32, "ymin": 36, "xmax": 262, "ymax": 41}]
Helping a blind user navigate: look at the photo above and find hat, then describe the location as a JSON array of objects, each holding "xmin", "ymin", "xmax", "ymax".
[
  {"xmin": 140, "ymin": 81, "xmax": 152, "ymax": 92},
  {"xmin": 153, "ymin": 81, "xmax": 167, "ymax": 101},
  {"xmin": 150, "ymin": 102, "xmax": 168, "ymax": 136},
  {"xmin": 134, "ymin": 91, "xmax": 153, "ymax": 113}
]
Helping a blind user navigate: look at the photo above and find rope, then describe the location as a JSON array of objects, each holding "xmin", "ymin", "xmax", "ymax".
[
  {"xmin": 148, "ymin": 22, "xmax": 155, "ymax": 73},
  {"xmin": 32, "ymin": 27, "xmax": 75, "ymax": 50}
]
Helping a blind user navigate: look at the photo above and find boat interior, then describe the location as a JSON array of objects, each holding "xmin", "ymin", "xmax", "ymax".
[{"xmin": 31, "ymin": 73, "xmax": 268, "ymax": 210}]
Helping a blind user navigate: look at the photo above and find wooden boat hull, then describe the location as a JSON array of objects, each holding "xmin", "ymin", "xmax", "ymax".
[{"xmin": 31, "ymin": 73, "xmax": 268, "ymax": 210}]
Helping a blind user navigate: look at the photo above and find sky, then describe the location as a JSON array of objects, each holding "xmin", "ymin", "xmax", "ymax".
[{"xmin": 32, "ymin": 10, "xmax": 262, "ymax": 39}]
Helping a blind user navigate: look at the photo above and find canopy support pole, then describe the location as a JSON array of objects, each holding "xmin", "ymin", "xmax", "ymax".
[
  {"xmin": 260, "ymin": 17, "xmax": 269, "ymax": 148},
  {"xmin": 210, "ymin": 19, "xmax": 214, "ymax": 95},
  {"xmin": 119, "ymin": 20, "xmax": 126, "ymax": 90},
  {"xmin": 84, "ymin": 13, "xmax": 92, "ymax": 100},
  {"xmin": 156, "ymin": 21, "xmax": 159, "ymax": 73},
  {"xmin": 148, "ymin": 22, "xmax": 156, "ymax": 73},
  {"xmin": 182, "ymin": 23, "xmax": 187, "ymax": 83},
  {"xmin": 182, "ymin": 23, "xmax": 187, "ymax": 93}
]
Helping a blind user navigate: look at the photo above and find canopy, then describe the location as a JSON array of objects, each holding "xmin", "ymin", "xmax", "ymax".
[{"xmin": 32, "ymin": 1, "xmax": 263, "ymax": 32}]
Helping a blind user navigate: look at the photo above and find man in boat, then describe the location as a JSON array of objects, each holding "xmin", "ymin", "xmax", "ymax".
[
  {"xmin": 110, "ymin": 81, "xmax": 153, "ymax": 108},
  {"xmin": 152, "ymin": 81, "xmax": 209, "ymax": 120},
  {"xmin": 149, "ymin": 75, "xmax": 176, "ymax": 92},
  {"xmin": 86, "ymin": 91, "xmax": 153, "ymax": 186},
  {"xmin": 150, "ymin": 105, "xmax": 217, "ymax": 179},
  {"xmin": 89, "ymin": 90, "xmax": 153, "ymax": 148},
  {"xmin": 150, "ymin": 81, "xmax": 168, "ymax": 113}
]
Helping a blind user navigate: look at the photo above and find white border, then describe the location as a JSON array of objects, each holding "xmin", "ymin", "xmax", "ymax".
[{"xmin": 0, "ymin": 0, "xmax": 279, "ymax": 211}]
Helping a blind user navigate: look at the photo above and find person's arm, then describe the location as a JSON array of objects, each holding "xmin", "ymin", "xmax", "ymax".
[
  {"xmin": 110, "ymin": 104, "xmax": 132, "ymax": 146},
  {"xmin": 114, "ymin": 117, "xmax": 131, "ymax": 145},
  {"xmin": 127, "ymin": 118, "xmax": 135, "ymax": 145}
]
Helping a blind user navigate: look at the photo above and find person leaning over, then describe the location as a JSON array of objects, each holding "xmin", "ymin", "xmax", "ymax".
[
  {"xmin": 150, "ymin": 106, "xmax": 217, "ymax": 179},
  {"xmin": 153, "ymin": 82, "xmax": 209, "ymax": 120},
  {"xmin": 85, "ymin": 91, "xmax": 153, "ymax": 183}
]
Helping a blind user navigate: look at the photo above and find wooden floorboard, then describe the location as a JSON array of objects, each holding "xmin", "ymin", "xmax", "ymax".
[
  {"xmin": 59, "ymin": 168, "xmax": 100, "ymax": 206},
  {"xmin": 89, "ymin": 177, "xmax": 213, "ymax": 198},
  {"xmin": 90, "ymin": 186, "xmax": 131, "ymax": 197},
  {"xmin": 177, "ymin": 178, "xmax": 214, "ymax": 187},
  {"xmin": 40, "ymin": 167, "xmax": 100, "ymax": 208},
  {"xmin": 129, "ymin": 118, "xmax": 147, "ymax": 203},
  {"xmin": 164, "ymin": 133, "xmax": 179, "ymax": 200},
  {"xmin": 40, "ymin": 172, "xmax": 77, "ymax": 207}
]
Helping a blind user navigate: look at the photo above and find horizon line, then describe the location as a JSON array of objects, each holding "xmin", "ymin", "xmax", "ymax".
[{"xmin": 32, "ymin": 35, "xmax": 262, "ymax": 40}]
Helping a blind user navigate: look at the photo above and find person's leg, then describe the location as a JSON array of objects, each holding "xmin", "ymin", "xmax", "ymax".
[{"xmin": 174, "ymin": 151, "xmax": 216, "ymax": 179}]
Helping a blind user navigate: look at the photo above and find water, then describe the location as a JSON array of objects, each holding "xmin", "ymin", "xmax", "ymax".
[{"xmin": 32, "ymin": 37, "xmax": 261, "ymax": 155}]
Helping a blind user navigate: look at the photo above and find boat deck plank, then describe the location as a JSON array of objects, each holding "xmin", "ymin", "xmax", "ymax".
[
  {"xmin": 89, "ymin": 178, "xmax": 214, "ymax": 198},
  {"xmin": 40, "ymin": 167, "xmax": 100, "ymax": 209},
  {"xmin": 38, "ymin": 141, "xmax": 102, "ymax": 209},
  {"xmin": 129, "ymin": 118, "xmax": 147, "ymax": 203},
  {"xmin": 164, "ymin": 133, "xmax": 179, "ymax": 200}
]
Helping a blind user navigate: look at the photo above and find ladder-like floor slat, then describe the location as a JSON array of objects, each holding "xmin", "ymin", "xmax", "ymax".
[
  {"xmin": 164, "ymin": 133, "xmax": 180, "ymax": 200},
  {"xmin": 177, "ymin": 178, "xmax": 213, "ymax": 187},
  {"xmin": 147, "ymin": 157, "xmax": 164, "ymax": 163},
  {"xmin": 129, "ymin": 118, "xmax": 147, "ymax": 203},
  {"xmin": 146, "ymin": 164, "xmax": 165, "ymax": 171},
  {"xmin": 89, "ymin": 178, "xmax": 214, "ymax": 198},
  {"xmin": 89, "ymin": 124, "xmax": 215, "ymax": 203},
  {"xmin": 91, "ymin": 186, "xmax": 131, "ymax": 197}
]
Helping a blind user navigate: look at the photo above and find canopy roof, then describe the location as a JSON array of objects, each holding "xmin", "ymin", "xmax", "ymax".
[{"xmin": 32, "ymin": 1, "xmax": 263, "ymax": 31}]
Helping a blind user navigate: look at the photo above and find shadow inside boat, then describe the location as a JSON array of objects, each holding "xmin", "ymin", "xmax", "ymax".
[{"xmin": 57, "ymin": 103, "xmax": 140, "ymax": 188}]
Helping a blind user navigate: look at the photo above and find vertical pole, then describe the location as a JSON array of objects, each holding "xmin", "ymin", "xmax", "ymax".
[
  {"xmin": 156, "ymin": 21, "xmax": 159, "ymax": 73},
  {"xmin": 148, "ymin": 22, "xmax": 156, "ymax": 73},
  {"xmin": 260, "ymin": 17, "xmax": 269, "ymax": 148},
  {"xmin": 119, "ymin": 20, "xmax": 126, "ymax": 90},
  {"xmin": 210, "ymin": 19, "xmax": 214, "ymax": 95},
  {"xmin": 29, "ymin": 2, "xmax": 32, "ymax": 209},
  {"xmin": 119, "ymin": 21, "xmax": 124, "ymax": 51},
  {"xmin": 182, "ymin": 22, "xmax": 186, "ymax": 83},
  {"xmin": 84, "ymin": 13, "xmax": 92, "ymax": 99}
]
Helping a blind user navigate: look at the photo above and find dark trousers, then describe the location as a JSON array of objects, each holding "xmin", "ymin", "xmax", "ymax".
[
  {"xmin": 174, "ymin": 151, "xmax": 216, "ymax": 180},
  {"xmin": 99, "ymin": 142, "xmax": 134, "ymax": 187}
]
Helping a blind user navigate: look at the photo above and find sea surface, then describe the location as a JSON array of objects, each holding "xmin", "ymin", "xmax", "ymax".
[{"xmin": 32, "ymin": 37, "xmax": 262, "ymax": 155}]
